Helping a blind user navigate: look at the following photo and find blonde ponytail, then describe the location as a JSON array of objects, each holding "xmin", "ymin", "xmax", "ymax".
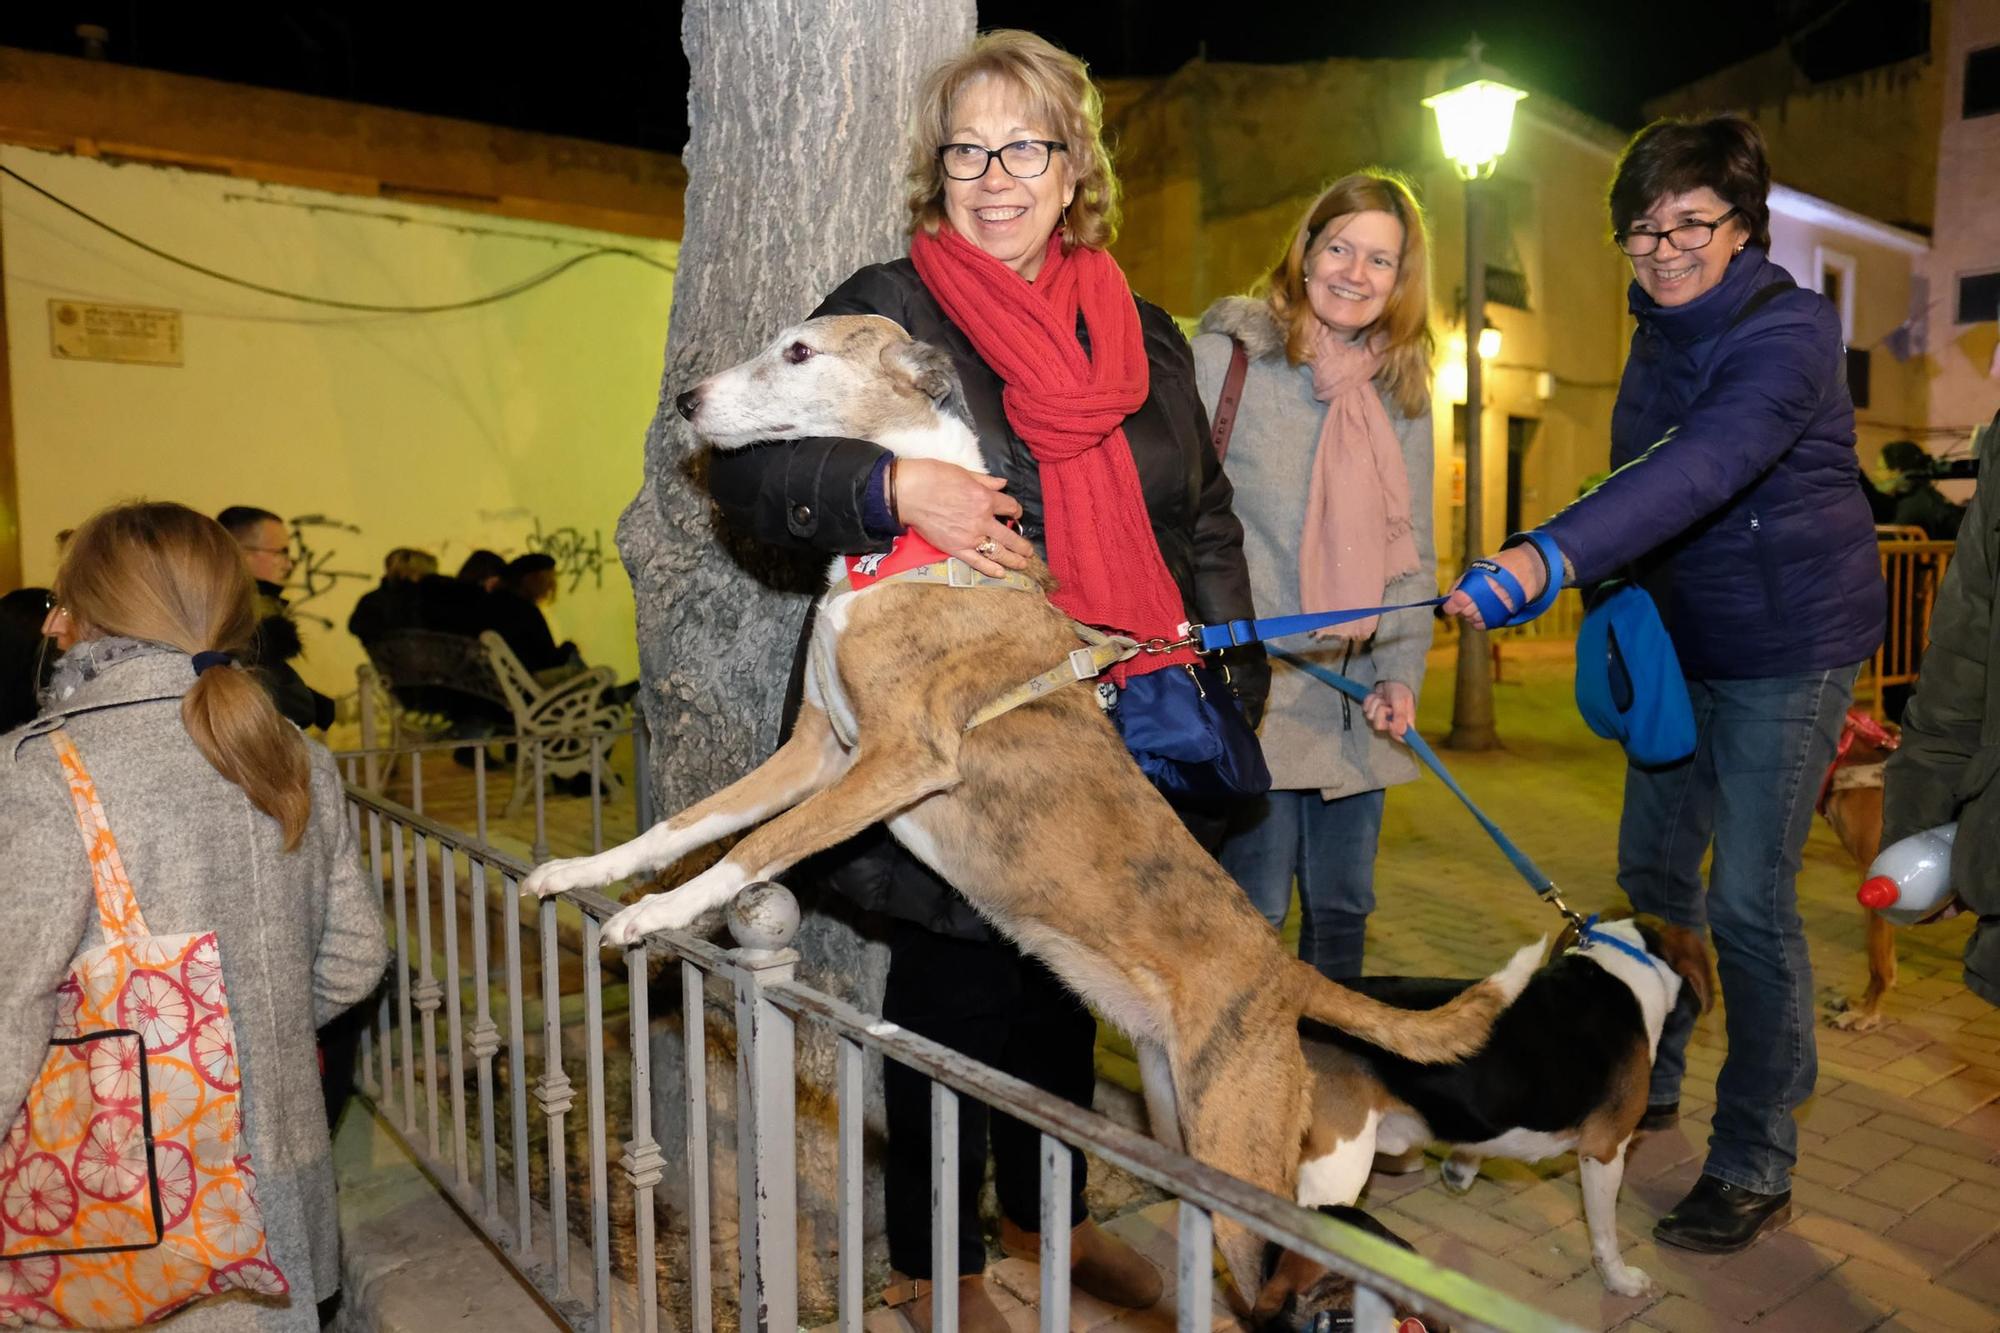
[{"xmin": 54, "ymin": 503, "xmax": 313, "ymax": 850}]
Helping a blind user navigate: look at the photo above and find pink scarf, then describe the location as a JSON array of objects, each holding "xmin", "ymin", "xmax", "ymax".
[{"xmin": 1300, "ymin": 327, "xmax": 1419, "ymax": 640}]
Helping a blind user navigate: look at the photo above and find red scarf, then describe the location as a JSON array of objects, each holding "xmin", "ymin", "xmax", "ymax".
[{"xmin": 909, "ymin": 224, "xmax": 1196, "ymax": 681}]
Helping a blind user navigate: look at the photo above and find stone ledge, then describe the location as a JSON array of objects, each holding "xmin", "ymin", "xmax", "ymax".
[{"xmin": 330, "ymin": 1106, "xmax": 564, "ymax": 1333}]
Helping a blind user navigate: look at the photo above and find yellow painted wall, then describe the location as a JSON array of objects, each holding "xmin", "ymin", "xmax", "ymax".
[
  {"xmin": 1930, "ymin": 0, "xmax": 2000, "ymax": 439},
  {"xmin": 2, "ymin": 145, "xmax": 676, "ymax": 707}
]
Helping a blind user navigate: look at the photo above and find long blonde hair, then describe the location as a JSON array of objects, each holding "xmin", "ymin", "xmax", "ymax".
[
  {"xmin": 1264, "ymin": 170, "xmax": 1436, "ymax": 420},
  {"xmin": 54, "ymin": 502, "xmax": 311, "ymax": 850}
]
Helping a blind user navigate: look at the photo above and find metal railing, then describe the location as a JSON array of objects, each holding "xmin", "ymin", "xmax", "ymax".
[
  {"xmin": 340, "ymin": 780, "xmax": 1577, "ymax": 1333},
  {"xmin": 1861, "ymin": 537, "xmax": 1955, "ymax": 715},
  {"xmin": 337, "ymin": 722, "xmax": 649, "ymax": 864}
]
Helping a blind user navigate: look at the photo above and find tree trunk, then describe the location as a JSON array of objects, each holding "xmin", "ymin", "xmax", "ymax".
[
  {"xmin": 621, "ymin": 0, "xmax": 972, "ymax": 804},
  {"xmin": 618, "ymin": 2, "xmax": 974, "ymax": 1322}
]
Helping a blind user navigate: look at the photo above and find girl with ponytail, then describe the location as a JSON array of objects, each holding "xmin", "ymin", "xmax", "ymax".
[{"xmin": 2, "ymin": 501, "xmax": 388, "ymax": 1328}]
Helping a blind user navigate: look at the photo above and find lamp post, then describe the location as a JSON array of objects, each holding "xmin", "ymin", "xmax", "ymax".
[{"xmin": 1424, "ymin": 39, "xmax": 1525, "ymax": 752}]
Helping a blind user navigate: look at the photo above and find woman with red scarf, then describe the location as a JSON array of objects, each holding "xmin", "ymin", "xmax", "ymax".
[{"xmin": 706, "ymin": 29, "xmax": 1264, "ymax": 1332}]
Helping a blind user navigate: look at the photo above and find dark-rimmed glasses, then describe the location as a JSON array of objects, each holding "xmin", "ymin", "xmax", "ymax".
[
  {"xmin": 936, "ymin": 140, "xmax": 1068, "ymax": 181},
  {"xmin": 1616, "ymin": 206, "xmax": 1741, "ymax": 257}
]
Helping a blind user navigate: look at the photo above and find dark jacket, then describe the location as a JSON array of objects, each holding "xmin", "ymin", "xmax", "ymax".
[
  {"xmin": 1538, "ymin": 249, "xmax": 1884, "ymax": 680},
  {"xmin": 250, "ymin": 581, "xmax": 335, "ymax": 731},
  {"xmin": 1892, "ymin": 483, "xmax": 1968, "ymax": 542},
  {"xmin": 0, "ymin": 588, "xmax": 53, "ymax": 734},
  {"xmin": 1883, "ymin": 467, "xmax": 2000, "ymax": 1008},
  {"xmin": 707, "ymin": 258, "xmax": 1264, "ymax": 938},
  {"xmin": 485, "ymin": 589, "xmax": 572, "ymax": 675},
  {"xmin": 348, "ymin": 575, "xmax": 492, "ymax": 646}
]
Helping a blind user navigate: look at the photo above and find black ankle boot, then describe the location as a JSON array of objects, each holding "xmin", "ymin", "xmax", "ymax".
[{"xmin": 1654, "ymin": 1175, "xmax": 1792, "ymax": 1253}]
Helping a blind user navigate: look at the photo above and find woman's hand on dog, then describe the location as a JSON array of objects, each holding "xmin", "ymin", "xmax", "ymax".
[
  {"xmin": 898, "ymin": 459, "xmax": 1036, "ymax": 576},
  {"xmin": 1362, "ymin": 680, "xmax": 1416, "ymax": 739}
]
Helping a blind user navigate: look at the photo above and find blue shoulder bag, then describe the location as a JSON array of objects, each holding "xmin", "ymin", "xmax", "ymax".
[{"xmin": 1574, "ymin": 581, "xmax": 1696, "ymax": 767}]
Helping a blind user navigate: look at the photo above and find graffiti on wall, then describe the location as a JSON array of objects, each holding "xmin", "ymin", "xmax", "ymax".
[
  {"xmin": 523, "ymin": 517, "xmax": 608, "ymax": 594},
  {"xmin": 284, "ymin": 514, "xmax": 371, "ymax": 629}
]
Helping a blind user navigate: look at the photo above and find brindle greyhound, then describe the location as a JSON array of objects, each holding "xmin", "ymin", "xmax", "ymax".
[{"xmin": 522, "ymin": 314, "xmax": 1536, "ymax": 1304}]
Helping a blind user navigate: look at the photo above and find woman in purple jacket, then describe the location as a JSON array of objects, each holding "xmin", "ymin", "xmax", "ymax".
[{"xmin": 1445, "ymin": 116, "xmax": 1884, "ymax": 1254}]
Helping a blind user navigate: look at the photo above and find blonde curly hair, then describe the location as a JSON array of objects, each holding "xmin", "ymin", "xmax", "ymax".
[{"xmin": 903, "ymin": 29, "xmax": 1122, "ymax": 251}]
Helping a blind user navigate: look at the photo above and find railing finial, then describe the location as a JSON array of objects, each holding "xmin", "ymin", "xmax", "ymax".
[{"xmin": 729, "ymin": 881, "xmax": 801, "ymax": 953}]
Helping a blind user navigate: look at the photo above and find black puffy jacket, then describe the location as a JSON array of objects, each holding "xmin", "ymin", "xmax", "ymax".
[{"xmin": 707, "ymin": 258, "xmax": 1266, "ymax": 939}]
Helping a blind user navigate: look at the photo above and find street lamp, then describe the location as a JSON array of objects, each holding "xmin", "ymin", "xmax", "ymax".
[{"xmin": 1425, "ymin": 38, "xmax": 1525, "ymax": 752}]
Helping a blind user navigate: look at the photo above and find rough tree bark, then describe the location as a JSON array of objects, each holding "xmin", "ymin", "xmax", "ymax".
[{"xmin": 616, "ymin": 1, "xmax": 974, "ymax": 1321}]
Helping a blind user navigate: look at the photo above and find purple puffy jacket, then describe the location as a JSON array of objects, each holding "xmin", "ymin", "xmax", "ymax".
[{"xmin": 1537, "ymin": 248, "xmax": 1885, "ymax": 679}]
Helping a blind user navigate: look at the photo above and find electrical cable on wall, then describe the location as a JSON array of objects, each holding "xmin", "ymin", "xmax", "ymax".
[{"xmin": 0, "ymin": 164, "xmax": 675, "ymax": 315}]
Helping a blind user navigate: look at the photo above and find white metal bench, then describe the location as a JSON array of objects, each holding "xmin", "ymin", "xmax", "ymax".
[{"xmin": 479, "ymin": 630, "xmax": 628, "ymax": 816}]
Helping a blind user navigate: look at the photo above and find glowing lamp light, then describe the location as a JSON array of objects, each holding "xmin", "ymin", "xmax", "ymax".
[
  {"xmin": 1439, "ymin": 330, "xmax": 1501, "ymax": 405},
  {"xmin": 1423, "ymin": 73, "xmax": 1527, "ymax": 180},
  {"xmin": 1440, "ymin": 360, "xmax": 1468, "ymax": 405}
]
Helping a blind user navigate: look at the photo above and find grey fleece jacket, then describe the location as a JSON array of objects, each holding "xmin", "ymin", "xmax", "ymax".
[
  {"xmin": 0, "ymin": 652, "xmax": 388, "ymax": 1330},
  {"xmin": 1192, "ymin": 296, "xmax": 1438, "ymax": 800}
]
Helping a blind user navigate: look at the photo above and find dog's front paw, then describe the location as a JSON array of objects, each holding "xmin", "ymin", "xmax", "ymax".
[
  {"xmin": 522, "ymin": 856, "xmax": 611, "ymax": 899},
  {"xmin": 1828, "ymin": 1000, "xmax": 1885, "ymax": 1032},
  {"xmin": 599, "ymin": 890, "xmax": 711, "ymax": 947},
  {"xmin": 1598, "ymin": 1261, "xmax": 1653, "ymax": 1298}
]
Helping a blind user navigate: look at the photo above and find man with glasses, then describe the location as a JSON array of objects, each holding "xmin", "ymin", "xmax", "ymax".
[{"xmin": 217, "ymin": 504, "xmax": 334, "ymax": 731}]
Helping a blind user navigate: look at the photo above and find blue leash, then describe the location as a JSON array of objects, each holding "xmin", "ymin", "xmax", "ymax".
[
  {"xmin": 1192, "ymin": 597, "xmax": 1446, "ymax": 652},
  {"xmin": 1266, "ymin": 644, "xmax": 1587, "ymax": 931},
  {"xmin": 1187, "ymin": 533, "xmax": 1566, "ymax": 654}
]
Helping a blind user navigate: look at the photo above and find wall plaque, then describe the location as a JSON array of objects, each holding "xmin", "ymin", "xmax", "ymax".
[{"xmin": 49, "ymin": 300, "xmax": 183, "ymax": 366}]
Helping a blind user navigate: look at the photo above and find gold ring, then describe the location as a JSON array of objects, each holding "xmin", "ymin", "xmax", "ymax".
[{"xmin": 975, "ymin": 539, "xmax": 998, "ymax": 557}]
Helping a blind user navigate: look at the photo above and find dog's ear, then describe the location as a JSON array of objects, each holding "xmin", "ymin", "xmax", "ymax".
[
  {"xmin": 881, "ymin": 337, "xmax": 962, "ymax": 407},
  {"xmin": 1656, "ymin": 922, "xmax": 1716, "ymax": 1014},
  {"xmin": 1552, "ymin": 918, "xmax": 1582, "ymax": 957}
]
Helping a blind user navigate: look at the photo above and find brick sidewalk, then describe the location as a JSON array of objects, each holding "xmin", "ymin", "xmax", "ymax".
[
  {"xmin": 1357, "ymin": 643, "xmax": 1999, "ymax": 1332},
  {"xmin": 934, "ymin": 642, "xmax": 2000, "ymax": 1333}
]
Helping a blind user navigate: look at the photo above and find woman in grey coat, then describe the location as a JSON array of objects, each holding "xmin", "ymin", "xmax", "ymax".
[
  {"xmin": 1192, "ymin": 170, "xmax": 1439, "ymax": 981},
  {"xmin": 0, "ymin": 502, "xmax": 388, "ymax": 1330}
]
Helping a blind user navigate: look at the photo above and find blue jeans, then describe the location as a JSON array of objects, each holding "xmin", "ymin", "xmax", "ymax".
[
  {"xmin": 1220, "ymin": 788, "xmax": 1386, "ymax": 979},
  {"xmin": 1619, "ymin": 665, "xmax": 1858, "ymax": 1195}
]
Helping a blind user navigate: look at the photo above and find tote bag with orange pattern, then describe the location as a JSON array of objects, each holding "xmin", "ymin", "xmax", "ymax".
[{"xmin": 0, "ymin": 730, "xmax": 288, "ymax": 1328}]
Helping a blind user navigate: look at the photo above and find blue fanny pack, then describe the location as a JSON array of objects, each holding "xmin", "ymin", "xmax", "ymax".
[
  {"xmin": 1574, "ymin": 582, "xmax": 1696, "ymax": 768},
  {"xmin": 1110, "ymin": 662, "xmax": 1272, "ymax": 802}
]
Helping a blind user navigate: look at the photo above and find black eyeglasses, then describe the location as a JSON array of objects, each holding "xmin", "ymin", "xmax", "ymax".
[
  {"xmin": 1616, "ymin": 206, "xmax": 1741, "ymax": 257},
  {"xmin": 936, "ymin": 139, "xmax": 1068, "ymax": 181}
]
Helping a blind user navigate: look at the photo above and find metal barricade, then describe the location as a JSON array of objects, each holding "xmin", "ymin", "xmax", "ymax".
[{"xmin": 1861, "ymin": 537, "xmax": 1954, "ymax": 715}]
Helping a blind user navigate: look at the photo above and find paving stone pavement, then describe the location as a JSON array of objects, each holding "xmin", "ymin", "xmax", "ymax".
[{"xmin": 888, "ymin": 644, "xmax": 2000, "ymax": 1333}]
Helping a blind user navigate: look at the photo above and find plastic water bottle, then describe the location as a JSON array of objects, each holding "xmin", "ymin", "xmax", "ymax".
[{"xmin": 1857, "ymin": 823, "xmax": 1958, "ymax": 925}]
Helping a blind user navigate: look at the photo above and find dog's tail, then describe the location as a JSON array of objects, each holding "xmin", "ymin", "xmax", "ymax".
[{"xmin": 1290, "ymin": 938, "xmax": 1542, "ymax": 1063}]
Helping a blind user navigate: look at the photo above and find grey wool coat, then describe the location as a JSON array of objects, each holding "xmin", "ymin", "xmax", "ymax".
[
  {"xmin": 1192, "ymin": 296, "xmax": 1438, "ymax": 800},
  {"xmin": 0, "ymin": 651, "xmax": 389, "ymax": 1331}
]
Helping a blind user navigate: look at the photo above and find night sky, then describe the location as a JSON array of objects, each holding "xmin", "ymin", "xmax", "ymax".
[{"xmin": 0, "ymin": 1, "xmax": 1931, "ymax": 154}]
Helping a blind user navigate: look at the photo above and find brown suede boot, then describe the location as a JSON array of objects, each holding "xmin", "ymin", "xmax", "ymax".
[
  {"xmin": 882, "ymin": 1272, "xmax": 1011, "ymax": 1333},
  {"xmin": 998, "ymin": 1217, "xmax": 1164, "ymax": 1309}
]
